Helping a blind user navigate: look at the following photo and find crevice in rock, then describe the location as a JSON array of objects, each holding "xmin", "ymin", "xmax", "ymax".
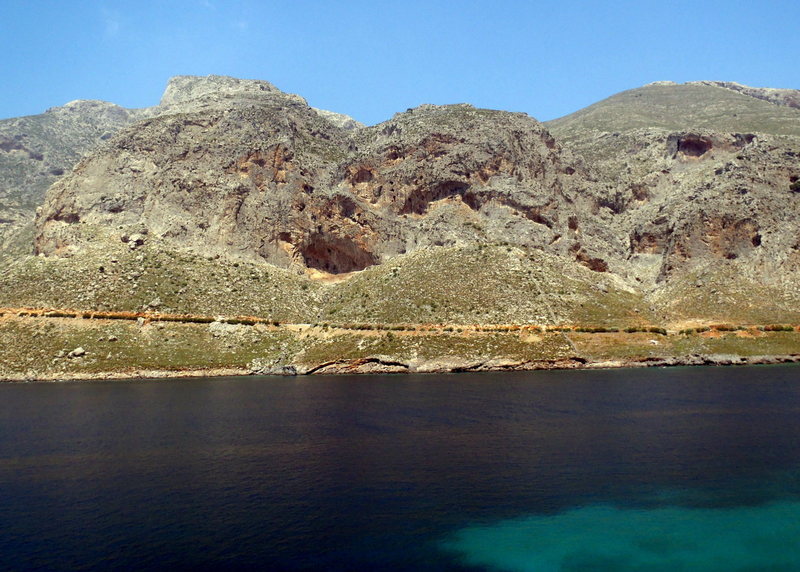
[
  {"xmin": 349, "ymin": 167, "xmax": 374, "ymax": 184},
  {"xmin": 524, "ymin": 209, "xmax": 554, "ymax": 228},
  {"xmin": 400, "ymin": 181, "xmax": 472, "ymax": 215},
  {"xmin": 679, "ymin": 136, "xmax": 712, "ymax": 157},
  {"xmin": 576, "ymin": 251, "xmax": 608, "ymax": 272},
  {"xmin": 568, "ymin": 215, "xmax": 579, "ymax": 230},
  {"xmin": 52, "ymin": 210, "xmax": 80, "ymax": 224},
  {"xmin": 572, "ymin": 242, "xmax": 608, "ymax": 272},
  {"xmin": 630, "ymin": 229, "xmax": 669, "ymax": 255}
]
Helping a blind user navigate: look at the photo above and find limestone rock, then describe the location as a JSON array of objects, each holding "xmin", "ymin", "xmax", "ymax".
[
  {"xmin": 35, "ymin": 78, "xmax": 609, "ymax": 276},
  {"xmin": 67, "ymin": 347, "xmax": 86, "ymax": 358},
  {"xmin": 0, "ymin": 99, "xmax": 149, "ymax": 257},
  {"xmin": 547, "ymin": 81, "xmax": 800, "ymax": 319},
  {"xmin": 248, "ymin": 357, "xmax": 298, "ymax": 376}
]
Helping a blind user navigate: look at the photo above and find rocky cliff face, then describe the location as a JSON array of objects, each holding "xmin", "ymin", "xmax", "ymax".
[
  {"xmin": 548, "ymin": 82, "xmax": 800, "ymax": 318},
  {"xmin": 0, "ymin": 75, "xmax": 363, "ymax": 262},
  {"xmin": 0, "ymin": 100, "xmax": 151, "ymax": 257},
  {"xmin": 4, "ymin": 76, "xmax": 800, "ymax": 326},
  {"xmin": 35, "ymin": 76, "xmax": 617, "ymax": 277}
]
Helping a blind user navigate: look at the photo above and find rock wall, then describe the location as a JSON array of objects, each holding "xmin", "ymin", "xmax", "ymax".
[{"xmin": 35, "ymin": 77, "xmax": 609, "ymax": 275}]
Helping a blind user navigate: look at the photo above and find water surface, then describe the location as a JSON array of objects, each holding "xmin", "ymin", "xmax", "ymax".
[{"xmin": 1, "ymin": 365, "xmax": 799, "ymax": 570}]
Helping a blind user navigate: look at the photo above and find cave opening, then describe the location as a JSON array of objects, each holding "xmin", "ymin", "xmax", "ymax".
[
  {"xmin": 677, "ymin": 136, "xmax": 713, "ymax": 157},
  {"xmin": 301, "ymin": 233, "xmax": 377, "ymax": 274}
]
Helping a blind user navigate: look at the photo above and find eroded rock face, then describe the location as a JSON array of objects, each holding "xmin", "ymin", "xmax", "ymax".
[
  {"xmin": 35, "ymin": 78, "xmax": 605, "ymax": 274},
  {"xmin": 548, "ymin": 82, "xmax": 800, "ymax": 289},
  {"xmin": 666, "ymin": 131, "xmax": 756, "ymax": 159},
  {"xmin": 36, "ymin": 91, "xmax": 355, "ymax": 266},
  {"xmin": 26, "ymin": 75, "xmax": 800, "ymax": 308},
  {"xmin": 0, "ymin": 100, "xmax": 151, "ymax": 257},
  {"xmin": 671, "ymin": 133, "xmax": 713, "ymax": 158},
  {"xmin": 300, "ymin": 232, "xmax": 377, "ymax": 274},
  {"xmin": 159, "ymin": 75, "xmax": 284, "ymax": 107}
]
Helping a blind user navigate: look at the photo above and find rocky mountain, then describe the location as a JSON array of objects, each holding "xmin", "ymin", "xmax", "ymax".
[
  {"xmin": 691, "ymin": 81, "xmax": 800, "ymax": 110},
  {"xmin": 2, "ymin": 76, "xmax": 800, "ymax": 379},
  {"xmin": 34, "ymin": 76, "xmax": 616, "ymax": 279},
  {"xmin": 0, "ymin": 99, "xmax": 150, "ymax": 257},
  {"xmin": 29, "ymin": 78, "xmax": 800, "ymax": 319},
  {"xmin": 547, "ymin": 81, "xmax": 800, "ymax": 322},
  {"xmin": 0, "ymin": 76, "xmax": 363, "ymax": 262}
]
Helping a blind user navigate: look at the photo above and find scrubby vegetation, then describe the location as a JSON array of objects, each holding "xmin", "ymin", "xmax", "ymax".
[
  {"xmin": 0, "ymin": 237, "xmax": 321, "ymax": 323},
  {"xmin": 317, "ymin": 244, "xmax": 656, "ymax": 328},
  {"xmin": 548, "ymin": 83, "xmax": 800, "ymax": 140},
  {"xmin": 0, "ymin": 316, "xmax": 297, "ymax": 379}
]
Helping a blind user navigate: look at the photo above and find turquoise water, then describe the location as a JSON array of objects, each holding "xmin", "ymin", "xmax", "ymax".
[{"xmin": 442, "ymin": 500, "xmax": 800, "ymax": 571}]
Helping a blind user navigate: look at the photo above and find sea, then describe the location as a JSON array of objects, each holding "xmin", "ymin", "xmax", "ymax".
[{"xmin": 1, "ymin": 365, "xmax": 799, "ymax": 571}]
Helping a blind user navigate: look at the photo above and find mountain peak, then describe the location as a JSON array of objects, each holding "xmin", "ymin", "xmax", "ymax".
[{"xmin": 159, "ymin": 75, "xmax": 306, "ymax": 108}]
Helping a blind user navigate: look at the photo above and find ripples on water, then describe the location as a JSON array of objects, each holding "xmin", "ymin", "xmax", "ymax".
[{"xmin": 0, "ymin": 365, "xmax": 799, "ymax": 570}]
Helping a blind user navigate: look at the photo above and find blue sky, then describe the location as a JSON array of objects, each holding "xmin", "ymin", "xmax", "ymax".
[{"xmin": 1, "ymin": 0, "xmax": 798, "ymax": 125}]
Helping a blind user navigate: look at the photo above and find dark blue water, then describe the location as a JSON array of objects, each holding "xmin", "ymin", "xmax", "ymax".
[{"xmin": 1, "ymin": 365, "xmax": 799, "ymax": 571}]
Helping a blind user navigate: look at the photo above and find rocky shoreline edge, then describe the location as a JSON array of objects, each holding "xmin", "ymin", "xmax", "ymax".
[{"xmin": 2, "ymin": 353, "xmax": 799, "ymax": 383}]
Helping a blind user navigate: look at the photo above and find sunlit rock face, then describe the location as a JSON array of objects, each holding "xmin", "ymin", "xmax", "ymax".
[
  {"xmin": 0, "ymin": 98, "xmax": 151, "ymax": 256},
  {"xmin": 16, "ymin": 77, "xmax": 800, "ymax": 325},
  {"xmin": 546, "ymin": 81, "xmax": 800, "ymax": 304},
  {"xmin": 35, "ymin": 76, "xmax": 609, "ymax": 275}
]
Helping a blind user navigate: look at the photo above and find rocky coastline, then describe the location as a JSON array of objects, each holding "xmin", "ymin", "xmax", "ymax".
[{"xmin": 2, "ymin": 352, "xmax": 798, "ymax": 383}]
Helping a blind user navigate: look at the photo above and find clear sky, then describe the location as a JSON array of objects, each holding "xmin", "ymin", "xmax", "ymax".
[{"xmin": 1, "ymin": 0, "xmax": 798, "ymax": 125}]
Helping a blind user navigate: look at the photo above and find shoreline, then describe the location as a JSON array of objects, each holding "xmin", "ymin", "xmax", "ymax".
[
  {"xmin": 2, "ymin": 353, "xmax": 799, "ymax": 383},
  {"xmin": 3, "ymin": 309, "xmax": 799, "ymax": 383}
]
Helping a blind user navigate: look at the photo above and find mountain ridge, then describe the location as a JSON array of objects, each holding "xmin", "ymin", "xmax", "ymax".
[
  {"xmin": 1, "ymin": 75, "xmax": 799, "ymax": 379},
  {"xmin": 0, "ymin": 75, "xmax": 362, "ymax": 260}
]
